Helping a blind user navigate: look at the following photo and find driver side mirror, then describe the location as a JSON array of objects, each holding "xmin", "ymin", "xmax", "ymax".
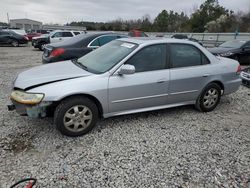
[{"xmin": 118, "ymin": 64, "xmax": 135, "ymax": 75}]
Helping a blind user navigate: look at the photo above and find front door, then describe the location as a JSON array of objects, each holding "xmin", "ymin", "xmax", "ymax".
[{"xmin": 108, "ymin": 44, "xmax": 170, "ymax": 114}]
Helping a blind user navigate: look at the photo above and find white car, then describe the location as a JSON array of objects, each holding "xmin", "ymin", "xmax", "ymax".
[
  {"xmin": 32, "ymin": 30, "xmax": 83, "ymax": 50},
  {"xmin": 49, "ymin": 30, "xmax": 82, "ymax": 43}
]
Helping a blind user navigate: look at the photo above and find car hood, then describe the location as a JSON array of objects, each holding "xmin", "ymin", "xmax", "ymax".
[
  {"xmin": 14, "ymin": 60, "xmax": 92, "ymax": 90},
  {"xmin": 33, "ymin": 34, "xmax": 49, "ymax": 40},
  {"xmin": 208, "ymin": 47, "xmax": 237, "ymax": 55}
]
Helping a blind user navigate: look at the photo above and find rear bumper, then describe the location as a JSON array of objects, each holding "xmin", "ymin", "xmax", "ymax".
[
  {"xmin": 42, "ymin": 54, "xmax": 63, "ymax": 64},
  {"xmin": 8, "ymin": 100, "xmax": 52, "ymax": 118},
  {"xmin": 240, "ymin": 71, "xmax": 250, "ymax": 87},
  {"xmin": 224, "ymin": 78, "xmax": 242, "ymax": 95}
]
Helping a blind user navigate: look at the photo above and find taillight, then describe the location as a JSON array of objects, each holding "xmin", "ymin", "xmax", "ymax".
[
  {"xmin": 50, "ymin": 48, "xmax": 65, "ymax": 57},
  {"xmin": 236, "ymin": 65, "xmax": 241, "ymax": 75}
]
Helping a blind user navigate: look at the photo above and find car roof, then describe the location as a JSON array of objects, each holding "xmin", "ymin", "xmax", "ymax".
[
  {"xmin": 118, "ymin": 37, "xmax": 199, "ymax": 46},
  {"xmin": 48, "ymin": 32, "xmax": 126, "ymax": 48}
]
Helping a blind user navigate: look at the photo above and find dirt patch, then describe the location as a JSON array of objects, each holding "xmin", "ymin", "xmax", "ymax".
[{"xmin": 0, "ymin": 131, "xmax": 34, "ymax": 154}]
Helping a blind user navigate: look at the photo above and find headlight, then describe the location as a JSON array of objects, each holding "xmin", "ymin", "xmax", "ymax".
[
  {"xmin": 219, "ymin": 52, "xmax": 234, "ymax": 57},
  {"xmin": 10, "ymin": 90, "xmax": 44, "ymax": 105}
]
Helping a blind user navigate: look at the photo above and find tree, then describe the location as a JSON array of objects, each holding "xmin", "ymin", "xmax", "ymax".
[
  {"xmin": 154, "ymin": 10, "xmax": 189, "ymax": 32},
  {"xmin": 189, "ymin": 0, "xmax": 230, "ymax": 32}
]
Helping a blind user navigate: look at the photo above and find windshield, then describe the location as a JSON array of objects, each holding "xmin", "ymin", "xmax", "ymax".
[
  {"xmin": 219, "ymin": 40, "xmax": 246, "ymax": 48},
  {"xmin": 77, "ymin": 40, "xmax": 138, "ymax": 74}
]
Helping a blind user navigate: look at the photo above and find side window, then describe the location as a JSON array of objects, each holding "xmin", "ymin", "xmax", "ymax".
[
  {"xmin": 126, "ymin": 44, "xmax": 167, "ymax": 73},
  {"xmin": 89, "ymin": 38, "xmax": 100, "ymax": 47},
  {"xmin": 0, "ymin": 31, "xmax": 9, "ymax": 35},
  {"xmin": 170, "ymin": 44, "xmax": 203, "ymax": 68},
  {"xmin": 62, "ymin": 32, "xmax": 73, "ymax": 37},
  {"xmin": 99, "ymin": 36, "xmax": 117, "ymax": 46},
  {"xmin": 202, "ymin": 54, "xmax": 210, "ymax": 65},
  {"xmin": 73, "ymin": 32, "xmax": 80, "ymax": 35},
  {"xmin": 52, "ymin": 32, "xmax": 63, "ymax": 38}
]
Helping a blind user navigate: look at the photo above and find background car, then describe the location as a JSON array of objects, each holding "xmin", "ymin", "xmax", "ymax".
[
  {"xmin": 32, "ymin": 30, "xmax": 82, "ymax": 51},
  {"xmin": 9, "ymin": 38, "xmax": 241, "ymax": 137},
  {"xmin": 25, "ymin": 32, "xmax": 42, "ymax": 41},
  {"xmin": 241, "ymin": 67, "xmax": 250, "ymax": 87},
  {"xmin": 0, "ymin": 30, "xmax": 28, "ymax": 47},
  {"xmin": 128, "ymin": 29, "xmax": 148, "ymax": 37},
  {"xmin": 171, "ymin": 34, "xmax": 203, "ymax": 46},
  {"xmin": 208, "ymin": 40, "xmax": 250, "ymax": 65},
  {"xmin": 42, "ymin": 33, "xmax": 127, "ymax": 63}
]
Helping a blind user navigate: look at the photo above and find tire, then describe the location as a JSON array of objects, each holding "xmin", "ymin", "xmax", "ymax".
[
  {"xmin": 54, "ymin": 96, "xmax": 98, "ymax": 137},
  {"xmin": 38, "ymin": 44, "xmax": 45, "ymax": 51},
  {"xmin": 11, "ymin": 40, "xmax": 19, "ymax": 47},
  {"xmin": 196, "ymin": 83, "xmax": 222, "ymax": 112}
]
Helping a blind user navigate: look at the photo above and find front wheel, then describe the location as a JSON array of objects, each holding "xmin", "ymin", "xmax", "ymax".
[
  {"xmin": 38, "ymin": 43, "xmax": 46, "ymax": 51},
  {"xmin": 196, "ymin": 83, "xmax": 222, "ymax": 112},
  {"xmin": 11, "ymin": 40, "xmax": 19, "ymax": 47},
  {"xmin": 54, "ymin": 96, "xmax": 98, "ymax": 137}
]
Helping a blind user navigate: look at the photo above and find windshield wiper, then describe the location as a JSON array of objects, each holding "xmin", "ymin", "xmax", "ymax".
[{"xmin": 72, "ymin": 59, "xmax": 88, "ymax": 71}]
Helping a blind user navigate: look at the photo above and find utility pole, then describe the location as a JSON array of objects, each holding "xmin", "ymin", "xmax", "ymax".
[{"xmin": 7, "ymin": 13, "xmax": 10, "ymax": 26}]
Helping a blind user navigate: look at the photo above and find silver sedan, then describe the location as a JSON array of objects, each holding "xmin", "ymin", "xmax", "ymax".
[{"xmin": 8, "ymin": 38, "xmax": 241, "ymax": 136}]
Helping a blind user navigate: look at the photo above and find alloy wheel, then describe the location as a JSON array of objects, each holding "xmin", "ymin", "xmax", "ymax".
[
  {"xmin": 63, "ymin": 105, "xmax": 93, "ymax": 133},
  {"xmin": 203, "ymin": 88, "xmax": 219, "ymax": 108}
]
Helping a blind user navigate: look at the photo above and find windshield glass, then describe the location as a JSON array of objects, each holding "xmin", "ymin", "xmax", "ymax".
[
  {"xmin": 77, "ymin": 40, "xmax": 138, "ymax": 74},
  {"xmin": 219, "ymin": 40, "xmax": 246, "ymax": 48}
]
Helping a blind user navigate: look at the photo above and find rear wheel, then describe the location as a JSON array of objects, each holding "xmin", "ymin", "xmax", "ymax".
[
  {"xmin": 11, "ymin": 40, "xmax": 19, "ymax": 47},
  {"xmin": 54, "ymin": 96, "xmax": 98, "ymax": 137},
  {"xmin": 196, "ymin": 83, "xmax": 221, "ymax": 112}
]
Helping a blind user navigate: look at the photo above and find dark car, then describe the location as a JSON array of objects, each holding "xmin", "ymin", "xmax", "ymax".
[
  {"xmin": 171, "ymin": 34, "xmax": 188, "ymax": 39},
  {"xmin": 32, "ymin": 34, "xmax": 50, "ymax": 51},
  {"xmin": 171, "ymin": 34, "xmax": 203, "ymax": 46},
  {"xmin": 42, "ymin": 33, "xmax": 127, "ymax": 64},
  {"xmin": 208, "ymin": 40, "xmax": 250, "ymax": 65},
  {"xmin": 0, "ymin": 30, "xmax": 28, "ymax": 47}
]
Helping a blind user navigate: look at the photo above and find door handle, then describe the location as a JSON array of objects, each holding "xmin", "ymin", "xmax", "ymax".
[
  {"xmin": 157, "ymin": 79, "xmax": 166, "ymax": 83},
  {"xmin": 203, "ymin": 74, "xmax": 210, "ymax": 77}
]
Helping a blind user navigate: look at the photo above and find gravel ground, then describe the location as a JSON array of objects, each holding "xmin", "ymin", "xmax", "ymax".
[{"xmin": 0, "ymin": 45, "xmax": 250, "ymax": 188}]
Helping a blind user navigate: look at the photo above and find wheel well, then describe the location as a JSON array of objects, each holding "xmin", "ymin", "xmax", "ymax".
[
  {"xmin": 211, "ymin": 81, "xmax": 224, "ymax": 91},
  {"xmin": 50, "ymin": 94, "xmax": 103, "ymax": 117}
]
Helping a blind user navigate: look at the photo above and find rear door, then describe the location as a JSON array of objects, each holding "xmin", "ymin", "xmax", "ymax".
[
  {"xmin": 168, "ymin": 43, "xmax": 211, "ymax": 104},
  {"xmin": 108, "ymin": 44, "xmax": 170, "ymax": 114},
  {"xmin": 61, "ymin": 31, "xmax": 74, "ymax": 41}
]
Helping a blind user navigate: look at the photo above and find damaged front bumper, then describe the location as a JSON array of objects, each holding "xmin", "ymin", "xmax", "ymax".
[{"xmin": 7, "ymin": 101, "xmax": 52, "ymax": 118}]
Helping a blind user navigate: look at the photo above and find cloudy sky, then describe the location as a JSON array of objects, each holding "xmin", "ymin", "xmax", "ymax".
[{"xmin": 0, "ymin": 0, "xmax": 249, "ymax": 24}]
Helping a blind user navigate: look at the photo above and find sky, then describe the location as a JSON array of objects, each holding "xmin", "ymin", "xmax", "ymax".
[{"xmin": 0, "ymin": 0, "xmax": 249, "ymax": 24}]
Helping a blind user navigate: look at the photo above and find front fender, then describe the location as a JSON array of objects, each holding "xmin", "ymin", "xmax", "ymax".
[{"xmin": 28, "ymin": 76, "xmax": 109, "ymax": 114}]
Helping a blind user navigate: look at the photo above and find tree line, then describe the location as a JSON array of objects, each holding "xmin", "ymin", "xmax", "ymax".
[
  {"xmin": 1, "ymin": 0, "xmax": 249, "ymax": 33},
  {"xmin": 68, "ymin": 0, "xmax": 250, "ymax": 33}
]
